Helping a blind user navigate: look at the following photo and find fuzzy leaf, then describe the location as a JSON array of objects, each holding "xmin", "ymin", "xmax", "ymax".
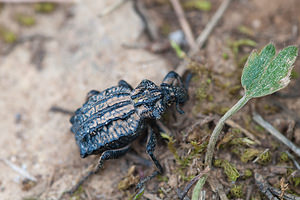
[{"xmin": 241, "ymin": 43, "xmax": 298, "ymax": 98}]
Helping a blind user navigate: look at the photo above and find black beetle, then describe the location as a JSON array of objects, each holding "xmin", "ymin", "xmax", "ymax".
[{"xmin": 70, "ymin": 71, "xmax": 188, "ymax": 190}]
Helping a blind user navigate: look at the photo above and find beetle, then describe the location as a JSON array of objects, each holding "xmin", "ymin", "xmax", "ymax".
[{"xmin": 69, "ymin": 71, "xmax": 188, "ymax": 190}]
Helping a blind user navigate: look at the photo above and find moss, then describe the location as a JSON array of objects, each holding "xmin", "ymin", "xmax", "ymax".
[
  {"xmin": 291, "ymin": 69, "xmax": 299, "ymax": 79},
  {"xmin": 34, "ymin": 3, "xmax": 56, "ymax": 13},
  {"xmin": 16, "ymin": 14, "xmax": 36, "ymax": 26},
  {"xmin": 71, "ymin": 185, "xmax": 84, "ymax": 200},
  {"xmin": 0, "ymin": 28, "xmax": 17, "ymax": 43},
  {"xmin": 183, "ymin": 0, "xmax": 211, "ymax": 11},
  {"xmin": 279, "ymin": 152, "xmax": 289, "ymax": 162},
  {"xmin": 213, "ymin": 159, "xmax": 223, "ymax": 167},
  {"xmin": 292, "ymin": 176, "xmax": 300, "ymax": 187},
  {"xmin": 229, "ymin": 184, "xmax": 244, "ymax": 198},
  {"xmin": 241, "ymin": 148, "xmax": 260, "ymax": 163},
  {"xmin": 287, "ymin": 169, "xmax": 300, "ymax": 187},
  {"xmin": 230, "ymin": 137, "xmax": 255, "ymax": 146},
  {"xmin": 263, "ymin": 104, "xmax": 279, "ymax": 114},
  {"xmin": 223, "ymin": 160, "xmax": 240, "ymax": 182},
  {"xmin": 195, "ymin": 85, "xmax": 208, "ymax": 102},
  {"xmin": 238, "ymin": 25, "xmax": 255, "ymax": 37},
  {"xmin": 229, "ymin": 85, "xmax": 241, "ymax": 95},
  {"xmin": 217, "ymin": 106, "xmax": 230, "ymax": 115},
  {"xmin": 229, "ymin": 39, "xmax": 257, "ymax": 55},
  {"xmin": 157, "ymin": 175, "xmax": 168, "ymax": 182},
  {"xmin": 243, "ymin": 169, "xmax": 252, "ymax": 178},
  {"xmin": 257, "ymin": 150, "xmax": 271, "ymax": 165},
  {"xmin": 223, "ymin": 52, "xmax": 229, "ymax": 60},
  {"xmin": 221, "ymin": 160, "xmax": 240, "ymax": 182}
]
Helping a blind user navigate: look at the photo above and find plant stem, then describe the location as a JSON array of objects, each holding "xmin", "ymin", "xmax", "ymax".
[{"xmin": 204, "ymin": 95, "xmax": 250, "ymax": 167}]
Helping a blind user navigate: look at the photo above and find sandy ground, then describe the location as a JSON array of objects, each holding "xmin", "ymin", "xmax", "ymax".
[
  {"xmin": 0, "ymin": 1, "xmax": 169, "ymax": 199},
  {"xmin": 1, "ymin": 0, "xmax": 300, "ymax": 199}
]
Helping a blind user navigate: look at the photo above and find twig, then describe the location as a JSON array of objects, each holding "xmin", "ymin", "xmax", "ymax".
[
  {"xmin": 98, "ymin": 0, "xmax": 129, "ymax": 18},
  {"xmin": 254, "ymin": 172, "xmax": 280, "ymax": 200},
  {"xmin": 208, "ymin": 178, "xmax": 229, "ymax": 200},
  {"xmin": 254, "ymin": 172, "xmax": 299, "ymax": 200},
  {"xmin": 246, "ymin": 185, "xmax": 253, "ymax": 200},
  {"xmin": 0, "ymin": 158, "xmax": 37, "ymax": 182},
  {"xmin": 191, "ymin": 0, "xmax": 232, "ymax": 55},
  {"xmin": 143, "ymin": 192, "xmax": 162, "ymax": 200},
  {"xmin": 285, "ymin": 151, "xmax": 300, "ymax": 170},
  {"xmin": 253, "ymin": 112, "xmax": 300, "ymax": 157},
  {"xmin": 178, "ymin": 166, "xmax": 210, "ymax": 200},
  {"xmin": 133, "ymin": 0, "xmax": 159, "ymax": 41},
  {"xmin": 252, "ymin": 148, "xmax": 269, "ymax": 163},
  {"xmin": 170, "ymin": 0, "xmax": 197, "ymax": 50},
  {"xmin": 176, "ymin": 0, "xmax": 232, "ymax": 76},
  {"xmin": 225, "ymin": 119, "xmax": 261, "ymax": 145}
]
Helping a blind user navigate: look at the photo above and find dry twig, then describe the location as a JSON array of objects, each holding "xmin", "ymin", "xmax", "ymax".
[
  {"xmin": 208, "ymin": 178, "xmax": 229, "ymax": 200},
  {"xmin": 225, "ymin": 119, "xmax": 261, "ymax": 145},
  {"xmin": 191, "ymin": 0, "xmax": 232, "ymax": 55},
  {"xmin": 285, "ymin": 151, "xmax": 300, "ymax": 170},
  {"xmin": 0, "ymin": 158, "xmax": 37, "ymax": 182},
  {"xmin": 253, "ymin": 112, "xmax": 300, "ymax": 157},
  {"xmin": 178, "ymin": 166, "xmax": 210, "ymax": 200},
  {"xmin": 170, "ymin": 0, "xmax": 197, "ymax": 50},
  {"xmin": 176, "ymin": 0, "xmax": 232, "ymax": 75}
]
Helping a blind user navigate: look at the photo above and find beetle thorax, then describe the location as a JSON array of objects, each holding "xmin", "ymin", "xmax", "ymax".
[{"xmin": 131, "ymin": 85, "xmax": 165, "ymax": 119}]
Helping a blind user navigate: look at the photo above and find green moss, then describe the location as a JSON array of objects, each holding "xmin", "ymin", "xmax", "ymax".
[
  {"xmin": 279, "ymin": 152, "xmax": 289, "ymax": 162},
  {"xmin": 291, "ymin": 69, "xmax": 299, "ymax": 79},
  {"xmin": 229, "ymin": 85, "xmax": 241, "ymax": 95},
  {"xmin": 229, "ymin": 39, "xmax": 257, "ymax": 55},
  {"xmin": 34, "ymin": 3, "xmax": 56, "ymax": 13},
  {"xmin": 217, "ymin": 106, "xmax": 230, "ymax": 115},
  {"xmin": 241, "ymin": 148, "xmax": 260, "ymax": 163},
  {"xmin": 230, "ymin": 185, "xmax": 244, "ymax": 198},
  {"xmin": 243, "ymin": 169, "xmax": 252, "ymax": 178},
  {"xmin": 183, "ymin": 0, "xmax": 211, "ymax": 11},
  {"xmin": 257, "ymin": 150, "xmax": 271, "ymax": 165},
  {"xmin": 213, "ymin": 159, "xmax": 223, "ymax": 167},
  {"xmin": 157, "ymin": 175, "xmax": 168, "ymax": 182},
  {"xmin": 196, "ymin": 85, "xmax": 208, "ymax": 101},
  {"xmin": 223, "ymin": 52, "xmax": 229, "ymax": 60},
  {"xmin": 71, "ymin": 185, "xmax": 84, "ymax": 200},
  {"xmin": 0, "ymin": 28, "xmax": 17, "ymax": 43},
  {"xmin": 17, "ymin": 14, "xmax": 36, "ymax": 26},
  {"xmin": 222, "ymin": 160, "xmax": 240, "ymax": 182},
  {"xmin": 287, "ymin": 169, "xmax": 300, "ymax": 187},
  {"xmin": 238, "ymin": 25, "xmax": 254, "ymax": 37}
]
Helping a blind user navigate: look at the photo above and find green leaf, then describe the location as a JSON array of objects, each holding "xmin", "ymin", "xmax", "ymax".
[
  {"xmin": 241, "ymin": 43, "xmax": 298, "ymax": 98},
  {"xmin": 192, "ymin": 176, "xmax": 206, "ymax": 200}
]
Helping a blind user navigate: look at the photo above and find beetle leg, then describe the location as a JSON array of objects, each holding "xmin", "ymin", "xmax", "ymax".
[
  {"xmin": 65, "ymin": 146, "xmax": 130, "ymax": 195},
  {"xmin": 118, "ymin": 80, "xmax": 133, "ymax": 90},
  {"xmin": 136, "ymin": 126, "xmax": 163, "ymax": 189},
  {"xmin": 96, "ymin": 145, "xmax": 131, "ymax": 169}
]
